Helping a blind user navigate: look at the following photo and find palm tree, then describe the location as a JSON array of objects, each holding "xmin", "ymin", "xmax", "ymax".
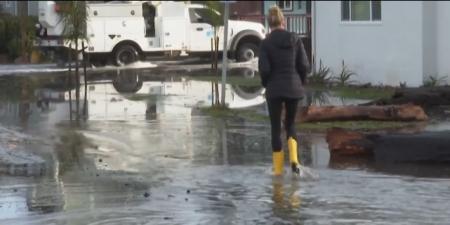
[
  {"xmin": 58, "ymin": 1, "xmax": 89, "ymax": 122},
  {"xmin": 192, "ymin": 1, "xmax": 224, "ymax": 106}
]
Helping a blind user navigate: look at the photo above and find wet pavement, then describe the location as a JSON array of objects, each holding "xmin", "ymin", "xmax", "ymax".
[{"xmin": 1, "ymin": 64, "xmax": 450, "ymax": 224}]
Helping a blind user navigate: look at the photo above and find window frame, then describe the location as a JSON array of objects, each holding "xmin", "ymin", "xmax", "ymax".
[
  {"xmin": 277, "ymin": 0, "xmax": 293, "ymax": 11},
  {"xmin": 341, "ymin": 1, "xmax": 382, "ymax": 23}
]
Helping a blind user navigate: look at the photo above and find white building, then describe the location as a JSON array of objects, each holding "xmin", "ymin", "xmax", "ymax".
[{"xmin": 312, "ymin": 1, "xmax": 450, "ymax": 87}]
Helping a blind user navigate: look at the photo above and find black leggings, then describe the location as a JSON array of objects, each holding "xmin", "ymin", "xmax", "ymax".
[{"xmin": 267, "ymin": 97, "xmax": 300, "ymax": 152}]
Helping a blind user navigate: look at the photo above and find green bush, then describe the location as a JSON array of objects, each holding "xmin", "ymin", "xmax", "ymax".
[
  {"xmin": 423, "ymin": 75, "xmax": 448, "ymax": 87},
  {"xmin": 334, "ymin": 60, "xmax": 356, "ymax": 86},
  {"xmin": 308, "ymin": 59, "xmax": 332, "ymax": 85},
  {"xmin": 0, "ymin": 15, "xmax": 37, "ymax": 61}
]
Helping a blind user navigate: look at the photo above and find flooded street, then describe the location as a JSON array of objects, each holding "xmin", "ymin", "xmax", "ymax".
[{"xmin": 1, "ymin": 65, "xmax": 450, "ymax": 225}]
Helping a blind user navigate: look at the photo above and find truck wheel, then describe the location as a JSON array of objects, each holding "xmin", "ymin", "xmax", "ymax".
[
  {"xmin": 236, "ymin": 43, "xmax": 258, "ymax": 62},
  {"xmin": 114, "ymin": 44, "xmax": 139, "ymax": 66}
]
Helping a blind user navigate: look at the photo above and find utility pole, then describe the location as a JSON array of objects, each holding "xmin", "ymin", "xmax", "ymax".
[{"xmin": 220, "ymin": 1, "xmax": 231, "ymax": 106}]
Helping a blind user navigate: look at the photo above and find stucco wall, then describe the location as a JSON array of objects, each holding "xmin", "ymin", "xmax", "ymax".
[
  {"xmin": 436, "ymin": 1, "xmax": 450, "ymax": 84},
  {"xmin": 315, "ymin": 1, "xmax": 424, "ymax": 87},
  {"xmin": 422, "ymin": 1, "xmax": 437, "ymax": 81}
]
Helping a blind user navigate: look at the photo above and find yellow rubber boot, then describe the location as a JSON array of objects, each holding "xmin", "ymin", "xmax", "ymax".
[
  {"xmin": 288, "ymin": 137, "xmax": 300, "ymax": 174},
  {"xmin": 272, "ymin": 151, "xmax": 284, "ymax": 176}
]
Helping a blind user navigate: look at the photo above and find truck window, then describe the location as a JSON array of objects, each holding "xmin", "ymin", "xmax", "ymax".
[
  {"xmin": 143, "ymin": 3, "xmax": 156, "ymax": 37},
  {"xmin": 189, "ymin": 8, "xmax": 214, "ymax": 24}
]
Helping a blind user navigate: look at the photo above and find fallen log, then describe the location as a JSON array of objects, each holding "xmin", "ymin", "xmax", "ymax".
[
  {"xmin": 362, "ymin": 87, "xmax": 450, "ymax": 109},
  {"xmin": 297, "ymin": 104, "xmax": 428, "ymax": 122},
  {"xmin": 326, "ymin": 128, "xmax": 450, "ymax": 163}
]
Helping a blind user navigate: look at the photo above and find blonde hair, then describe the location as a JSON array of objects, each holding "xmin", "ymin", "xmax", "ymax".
[{"xmin": 268, "ymin": 6, "xmax": 284, "ymax": 29}]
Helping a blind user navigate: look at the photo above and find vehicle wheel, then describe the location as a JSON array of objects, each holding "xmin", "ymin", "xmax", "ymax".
[
  {"xmin": 236, "ymin": 43, "xmax": 258, "ymax": 62},
  {"xmin": 114, "ymin": 44, "xmax": 139, "ymax": 66}
]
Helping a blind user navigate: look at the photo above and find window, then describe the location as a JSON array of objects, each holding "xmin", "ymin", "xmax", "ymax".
[
  {"xmin": 189, "ymin": 8, "xmax": 211, "ymax": 23},
  {"xmin": 189, "ymin": 8, "xmax": 221, "ymax": 25},
  {"xmin": 277, "ymin": 1, "xmax": 293, "ymax": 11},
  {"xmin": 341, "ymin": 1, "xmax": 381, "ymax": 21}
]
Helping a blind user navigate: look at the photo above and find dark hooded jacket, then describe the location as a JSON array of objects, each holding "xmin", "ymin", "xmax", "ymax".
[{"xmin": 258, "ymin": 29, "xmax": 310, "ymax": 99}]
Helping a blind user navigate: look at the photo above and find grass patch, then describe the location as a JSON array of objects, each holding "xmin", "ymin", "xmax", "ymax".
[
  {"xmin": 309, "ymin": 85, "xmax": 396, "ymax": 100},
  {"xmin": 332, "ymin": 86, "xmax": 395, "ymax": 100},
  {"xmin": 200, "ymin": 106, "xmax": 268, "ymax": 122},
  {"xmin": 190, "ymin": 75, "xmax": 261, "ymax": 87},
  {"xmin": 201, "ymin": 106, "xmax": 416, "ymax": 133}
]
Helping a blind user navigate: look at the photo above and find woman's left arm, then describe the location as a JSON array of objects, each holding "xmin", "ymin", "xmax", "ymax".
[{"xmin": 258, "ymin": 42, "xmax": 271, "ymax": 88}]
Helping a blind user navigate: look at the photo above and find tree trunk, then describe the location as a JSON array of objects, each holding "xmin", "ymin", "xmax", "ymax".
[
  {"xmin": 18, "ymin": 1, "xmax": 29, "ymax": 62},
  {"xmin": 297, "ymin": 104, "xmax": 428, "ymax": 122},
  {"xmin": 326, "ymin": 128, "xmax": 450, "ymax": 163},
  {"xmin": 211, "ymin": 38, "xmax": 214, "ymax": 69},
  {"xmin": 75, "ymin": 40, "xmax": 80, "ymax": 121},
  {"xmin": 82, "ymin": 41, "xmax": 88, "ymax": 119},
  {"xmin": 214, "ymin": 82, "xmax": 219, "ymax": 105},
  {"xmin": 215, "ymin": 36, "xmax": 219, "ymax": 72},
  {"xmin": 68, "ymin": 44, "xmax": 73, "ymax": 121}
]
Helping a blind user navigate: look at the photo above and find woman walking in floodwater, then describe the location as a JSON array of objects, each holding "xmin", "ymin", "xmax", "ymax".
[{"xmin": 259, "ymin": 6, "xmax": 310, "ymax": 176}]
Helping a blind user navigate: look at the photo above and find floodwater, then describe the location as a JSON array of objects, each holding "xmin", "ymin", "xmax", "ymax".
[{"xmin": 1, "ymin": 65, "xmax": 450, "ymax": 225}]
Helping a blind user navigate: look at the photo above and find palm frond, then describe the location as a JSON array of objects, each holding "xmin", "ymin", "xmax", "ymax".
[{"xmin": 58, "ymin": 1, "xmax": 89, "ymax": 43}]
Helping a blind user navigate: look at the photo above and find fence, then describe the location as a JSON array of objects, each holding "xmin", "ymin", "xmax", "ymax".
[{"xmin": 237, "ymin": 14, "xmax": 311, "ymax": 37}]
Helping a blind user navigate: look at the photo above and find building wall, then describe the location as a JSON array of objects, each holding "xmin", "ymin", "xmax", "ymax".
[
  {"xmin": 0, "ymin": 1, "xmax": 17, "ymax": 15},
  {"xmin": 314, "ymin": 1, "xmax": 424, "ymax": 87},
  {"xmin": 263, "ymin": 1, "xmax": 307, "ymax": 15},
  {"xmin": 422, "ymin": 1, "xmax": 437, "ymax": 80},
  {"xmin": 27, "ymin": 1, "xmax": 38, "ymax": 16},
  {"xmin": 230, "ymin": 1, "xmax": 263, "ymax": 17},
  {"xmin": 230, "ymin": 1, "xmax": 263, "ymax": 23},
  {"xmin": 0, "ymin": 1, "xmax": 38, "ymax": 16},
  {"xmin": 436, "ymin": 1, "xmax": 450, "ymax": 83}
]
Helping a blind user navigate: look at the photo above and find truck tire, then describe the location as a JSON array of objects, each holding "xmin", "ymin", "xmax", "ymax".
[
  {"xmin": 236, "ymin": 43, "xmax": 258, "ymax": 62},
  {"xmin": 114, "ymin": 44, "xmax": 139, "ymax": 66}
]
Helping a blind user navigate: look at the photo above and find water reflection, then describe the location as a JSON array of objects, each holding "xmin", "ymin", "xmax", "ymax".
[
  {"xmin": 112, "ymin": 69, "xmax": 143, "ymax": 94},
  {"xmin": 271, "ymin": 178, "xmax": 302, "ymax": 216},
  {"xmin": 1, "ymin": 67, "xmax": 450, "ymax": 224},
  {"xmin": 329, "ymin": 155, "xmax": 450, "ymax": 178}
]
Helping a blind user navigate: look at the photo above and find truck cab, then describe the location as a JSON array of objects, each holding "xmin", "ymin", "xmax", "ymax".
[{"xmin": 35, "ymin": 1, "xmax": 266, "ymax": 66}]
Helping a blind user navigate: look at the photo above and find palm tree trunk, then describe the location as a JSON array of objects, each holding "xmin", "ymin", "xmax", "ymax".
[
  {"xmin": 18, "ymin": 1, "xmax": 28, "ymax": 61},
  {"xmin": 82, "ymin": 41, "xmax": 88, "ymax": 119},
  {"xmin": 68, "ymin": 44, "xmax": 73, "ymax": 121},
  {"xmin": 75, "ymin": 40, "xmax": 80, "ymax": 121}
]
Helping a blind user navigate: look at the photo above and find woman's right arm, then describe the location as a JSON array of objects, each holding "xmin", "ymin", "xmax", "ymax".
[{"xmin": 258, "ymin": 42, "xmax": 271, "ymax": 88}]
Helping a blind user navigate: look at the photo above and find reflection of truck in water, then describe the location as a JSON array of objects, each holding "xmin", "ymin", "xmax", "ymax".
[
  {"xmin": 35, "ymin": 1, "xmax": 265, "ymax": 65},
  {"xmin": 63, "ymin": 69, "xmax": 265, "ymax": 120}
]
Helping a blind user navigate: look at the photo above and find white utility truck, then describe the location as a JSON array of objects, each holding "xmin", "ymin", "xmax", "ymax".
[{"xmin": 35, "ymin": 1, "xmax": 266, "ymax": 65}]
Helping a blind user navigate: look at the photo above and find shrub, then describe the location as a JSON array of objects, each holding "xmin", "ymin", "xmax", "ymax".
[
  {"xmin": 335, "ymin": 60, "xmax": 356, "ymax": 86},
  {"xmin": 0, "ymin": 15, "xmax": 37, "ymax": 61},
  {"xmin": 423, "ymin": 75, "xmax": 448, "ymax": 87},
  {"xmin": 308, "ymin": 59, "xmax": 332, "ymax": 85}
]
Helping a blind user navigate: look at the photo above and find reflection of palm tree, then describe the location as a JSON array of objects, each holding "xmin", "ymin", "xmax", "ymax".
[
  {"xmin": 54, "ymin": 131, "xmax": 92, "ymax": 175},
  {"xmin": 305, "ymin": 89, "xmax": 330, "ymax": 106}
]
